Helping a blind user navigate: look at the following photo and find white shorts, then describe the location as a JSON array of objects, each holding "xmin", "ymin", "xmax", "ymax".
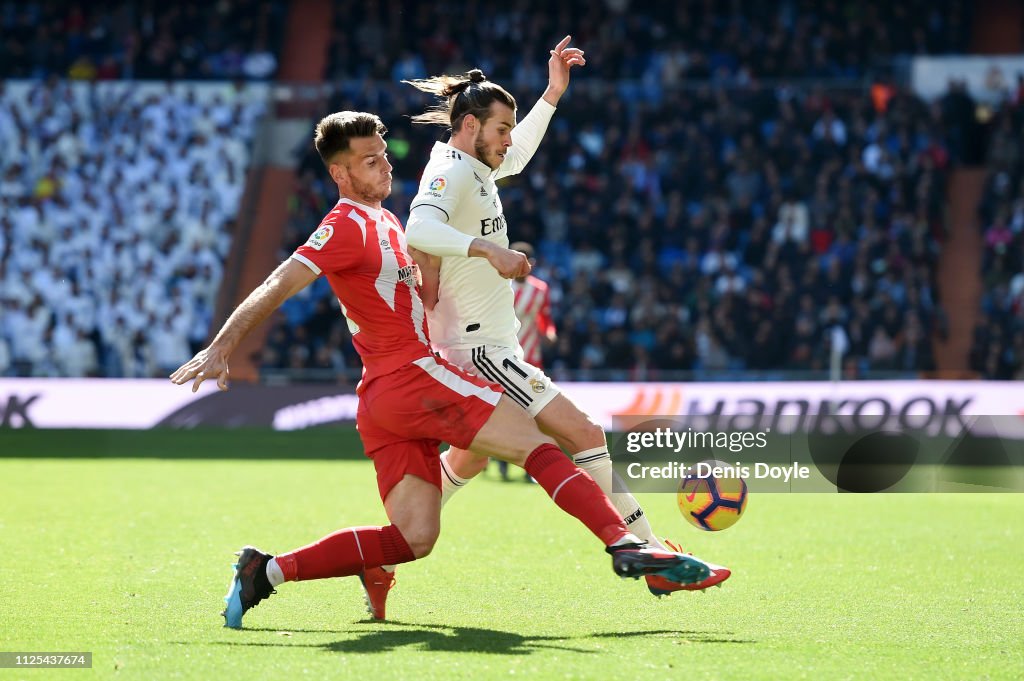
[{"xmin": 438, "ymin": 344, "xmax": 560, "ymax": 418}]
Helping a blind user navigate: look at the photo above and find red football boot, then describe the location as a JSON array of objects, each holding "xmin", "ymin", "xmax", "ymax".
[
  {"xmin": 359, "ymin": 567, "xmax": 396, "ymax": 620},
  {"xmin": 645, "ymin": 540, "xmax": 731, "ymax": 596}
]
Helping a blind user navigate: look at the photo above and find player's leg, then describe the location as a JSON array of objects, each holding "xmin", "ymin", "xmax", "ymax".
[
  {"xmin": 533, "ymin": 391, "xmax": 665, "ymax": 549},
  {"xmin": 271, "ymin": 471, "xmax": 432, "ymax": 577},
  {"xmin": 434, "ymin": 344, "xmax": 556, "ymax": 501},
  {"xmin": 533, "ymin": 393, "xmax": 731, "ymax": 594},
  {"xmin": 404, "ymin": 355, "xmax": 641, "ymax": 550},
  {"xmin": 469, "ymin": 396, "xmax": 670, "ymax": 553},
  {"xmin": 466, "ymin": 395, "xmax": 630, "ymax": 545},
  {"xmin": 442, "ymin": 345, "xmax": 664, "ymax": 547},
  {"xmin": 267, "ymin": 412, "xmax": 442, "ymax": 576},
  {"xmin": 450, "ymin": 347, "xmax": 731, "ymax": 593},
  {"xmin": 221, "ymin": 471, "xmax": 431, "ymax": 628},
  {"xmin": 469, "ymin": 399, "xmax": 711, "ymax": 583},
  {"xmin": 361, "ymin": 471, "xmax": 440, "ymax": 620},
  {"xmin": 221, "ymin": 397, "xmax": 441, "ymax": 628},
  {"xmin": 380, "ymin": 357, "xmax": 711, "ymax": 585}
]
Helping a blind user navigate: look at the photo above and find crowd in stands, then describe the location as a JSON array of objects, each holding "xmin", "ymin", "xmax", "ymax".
[
  {"xmin": 0, "ymin": 0, "xmax": 285, "ymax": 80},
  {"xmin": 0, "ymin": 1, "xmax": 990, "ymax": 380},
  {"xmin": 253, "ymin": 0, "xmax": 974, "ymax": 382},
  {"xmin": 259, "ymin": 0, "xmax": 974, "ymax": 381},
  {"xmin": 0, "ymin": 80, "xmax": 266, "ymax": 377},
  {"xmin": 971, "ymin": 85, "xmax": 1024, "ymax": 380},
  {"xmin": 326, "ymin": 0, "xmax": 969, "ymax": 86},
  {"xmin": 267, "ymin": 75, "xmax": 950, "ymax": 380}
]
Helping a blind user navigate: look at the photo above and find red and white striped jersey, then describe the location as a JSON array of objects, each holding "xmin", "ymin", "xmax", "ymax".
[
  {"xmin": 291, "ymin": 198, "xmax": 431, "ymax": 389},
  {"xmin": 511, "ymin": 274, "xmax": 555, "ymax": 367}
]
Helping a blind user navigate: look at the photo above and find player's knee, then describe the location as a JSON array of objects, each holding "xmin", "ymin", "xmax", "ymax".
[
  {"xmin": 404, "ymin": 525, "xmax": 440, "ymax": 559},
  {"xmin": 501, "ymin": 433, "xmax": 555, "ymax": 467},
  {"xmin": 583, "ymin": 419, "xmax": 606, "ymax": 448},
  {"xmin": 409, "ymin": 538, "xmax": 436, "ymax": 559},
  {"xmin": 407, "ymin": 528, "xmax": 440, "ymax": 557},
  {"xmin": 564, "ymin": 417, "xmax": 606, "ymax": 454}
]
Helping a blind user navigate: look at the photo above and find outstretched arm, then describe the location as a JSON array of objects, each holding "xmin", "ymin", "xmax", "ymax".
[
  {"xmin": 169, "ymin": 258, "xmax": 318, "ymax": 392},
  {"xmin": 497, "ymin": 35, "xmax": 586, "ymax": 179}
]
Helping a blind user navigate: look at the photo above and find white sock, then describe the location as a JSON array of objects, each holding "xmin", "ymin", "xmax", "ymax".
[
  {"xmin": 573, "ymin": 447, "xmax": 666, "ymax": 550},
  {"xmin": 266, "ymin": 558, "xmax": 285, "ymax": 587},
  {"xmin": 440, "ymin": 448, "xmax": 469, "ymax": 507},
  {"xmin": 610, "ymin": 532, "xmax": 644, "ymax": 548}
]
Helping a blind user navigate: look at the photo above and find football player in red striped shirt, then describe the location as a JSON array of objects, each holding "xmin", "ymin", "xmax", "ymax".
[{"xmin": 510, "ymin": 242, "xmax": 557, "ymax": 369}]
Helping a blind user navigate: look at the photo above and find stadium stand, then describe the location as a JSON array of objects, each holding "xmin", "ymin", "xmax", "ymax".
[
  {"xmin": 324, "ymin": 0, "xmax": 970, "ymax": 84},
  {"xmin": 254, "ymin": 0, "xmax": 977, "ymax": 381},
  {"xmin": 0, "ymin": 80, "xmax": 268, "ymax": 377},
  {"xmin": 0, "ymin": 0, "xmax": 288, "ymax": 378},
  {"xmin": 970, "ymin": 86, "xmax": 1024, "ymax": 379},
  {"xmin": 0, "ymin": 0, "xmax": 286, "ymax": 80},
  {"xmin": 0, "ymin": 0, "xmax": 991, "ymax": 381},
  {"xmin": 267, "ymin": 78, "xmax": 951, "ymax": 380}
]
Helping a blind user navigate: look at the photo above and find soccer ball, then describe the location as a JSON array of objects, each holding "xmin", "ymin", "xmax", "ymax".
[{"xmin": 677, "ymin": 460, "xmax": 748, "ymax": 531}]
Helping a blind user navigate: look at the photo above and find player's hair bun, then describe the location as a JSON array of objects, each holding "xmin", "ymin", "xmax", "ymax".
[{"xmin": 440, "ymin": 69, "xmax": 487, "ymax": 98}]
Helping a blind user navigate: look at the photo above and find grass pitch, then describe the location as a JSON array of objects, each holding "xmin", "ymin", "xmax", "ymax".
[{"xmin": 1, "ymin": 430, "xmax": 1021, "ymax": 680}]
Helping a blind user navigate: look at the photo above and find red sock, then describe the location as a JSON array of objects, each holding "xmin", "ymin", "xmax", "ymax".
[
  {"xmin": 524, "ymin": 443, "xmax": 628, "ymax": 546},
  {"xmin": 274, "ymin": 525, "xmax": 414, "ymax": 582}
]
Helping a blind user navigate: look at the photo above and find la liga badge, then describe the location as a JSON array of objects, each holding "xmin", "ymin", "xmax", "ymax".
[
  {"xmin": 306, "ymin": 224, "xmax": 334, "ymax": 250},
  {"xmin": 427, "ymin": 175, "xmax": 448, "ymax": 198}
]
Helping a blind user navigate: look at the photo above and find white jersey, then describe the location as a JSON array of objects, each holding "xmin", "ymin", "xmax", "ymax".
[{"xmin": 411, "ymin": 98, "xmax": 556, "ymax": 351}]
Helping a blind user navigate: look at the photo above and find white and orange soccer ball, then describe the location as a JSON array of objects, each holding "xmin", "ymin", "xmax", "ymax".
[{"xmin": 677, "ymin": 460, "xmax": 748, "ymax": 531}]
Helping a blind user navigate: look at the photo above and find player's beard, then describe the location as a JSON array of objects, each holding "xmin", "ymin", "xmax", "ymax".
[
  {"xmin": 350, "ymin": 174, "xmax": 392, "ymax": 204},
  {"xmin": 474, "ymin": 138, "xmax": 501, "ymax": 170}
]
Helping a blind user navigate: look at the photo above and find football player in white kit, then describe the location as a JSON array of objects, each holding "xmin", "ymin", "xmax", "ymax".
[{"xmin": 402, "ymin": 36, "xmax": 731, "ymax": 598}]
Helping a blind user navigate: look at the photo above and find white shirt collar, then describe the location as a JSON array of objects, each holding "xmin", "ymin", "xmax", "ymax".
[{"xmin": 337, "ymin": 197, "xmax": 383, "ymax": 217}]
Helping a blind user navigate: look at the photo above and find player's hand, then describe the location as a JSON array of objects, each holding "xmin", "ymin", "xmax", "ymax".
[
  {"xmin": 169, "ymin": 347, "xmax": 230, "ymax": 393},
  {"xmin": 546, "ymin": 35, "xmax": 586, "ymax": 100},
  {"xmin": 486, "ymin": 247, "xmax": 532, "ymax": 279}
]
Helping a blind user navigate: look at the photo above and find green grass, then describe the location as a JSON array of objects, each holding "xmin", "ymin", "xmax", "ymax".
[{"xmin": 1, "ymin": 441, "xmax": 1021, "ymax": 680}]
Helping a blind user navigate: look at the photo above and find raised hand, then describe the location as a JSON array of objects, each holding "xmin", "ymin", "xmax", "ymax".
[{"xmin": 546, "ymin": 35, "xmax": 587, "ymax": 100}]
